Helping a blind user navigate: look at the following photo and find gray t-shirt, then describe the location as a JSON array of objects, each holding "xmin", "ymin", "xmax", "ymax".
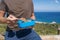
[{"xmin": 0, "ymin": 0, "xmax": 34, "ymax": 18}]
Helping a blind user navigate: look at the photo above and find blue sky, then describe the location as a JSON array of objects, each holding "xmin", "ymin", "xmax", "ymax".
[{"xmin": 33, "ymin": 0, "xmax": 60, "ymax": 12}]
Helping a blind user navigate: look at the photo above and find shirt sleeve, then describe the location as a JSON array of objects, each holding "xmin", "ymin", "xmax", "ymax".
[{"xmin": 0, "ymin": 0, "xmax": 6, "ymax": 11}]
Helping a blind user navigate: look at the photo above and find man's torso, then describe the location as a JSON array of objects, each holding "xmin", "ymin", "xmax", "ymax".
[
  {"xmin": 4, "ymin": 0, "xmax": 33, "ymax": 18},
  {"xmin": 3, "ymin": 0, "xmax": 33, "ymax": 30}
]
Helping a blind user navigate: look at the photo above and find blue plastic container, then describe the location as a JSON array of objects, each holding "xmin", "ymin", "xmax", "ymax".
[{"xmin": 17, "ymin": 19, "xmax": 35, "ymax": 28}]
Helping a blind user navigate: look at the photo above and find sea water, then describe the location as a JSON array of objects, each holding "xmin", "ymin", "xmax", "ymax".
[{"xmin": 34, "ymin": 12, "xmax": 60, "ymax": 23}]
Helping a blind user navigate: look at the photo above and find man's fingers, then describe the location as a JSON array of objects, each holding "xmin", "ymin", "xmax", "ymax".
[{"xmin": 8, "ymin": 15, "xmax": 18, "ymax": 21}]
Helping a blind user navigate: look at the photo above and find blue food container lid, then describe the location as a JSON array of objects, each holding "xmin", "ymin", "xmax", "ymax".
[{"xmin": 17, "ymin": 19, "xmax": 35, "ymax": 28}]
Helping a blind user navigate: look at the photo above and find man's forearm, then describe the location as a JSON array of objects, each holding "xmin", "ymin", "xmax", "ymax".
[
  {"xmin": 0, "ymin": 10, "xmax": 8, "ymax": 24},
  {"xmin": 0, "ymin": 17, "xmax": 8, "ymax": 24}
]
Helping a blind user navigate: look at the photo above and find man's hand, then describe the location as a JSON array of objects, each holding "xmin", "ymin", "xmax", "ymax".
[
  {"xmin": 7, "ymin": 14, "xmax": 18, "ymax": 21},
  {"xmin": 7, "ymin": 15, "xmax": 18, "ymax": 28},
  {"xmin": 7, "ymin": 14, "xmax": 18, "ymax": 25},
  {"xmin": 30, "ymin": 13, "xmax": 35, "ymax": 20}
]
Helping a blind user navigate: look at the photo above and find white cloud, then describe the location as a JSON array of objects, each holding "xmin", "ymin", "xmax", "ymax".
[{"xmin": 55, "ymin": 0, "xmax": 59, "ymax": 4}]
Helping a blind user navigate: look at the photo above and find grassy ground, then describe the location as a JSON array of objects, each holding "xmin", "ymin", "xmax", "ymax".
[
  {"xmin": 34, "ymin": 23, "xmax": 60, "ymax": 35},
  {"xmin": 0, "ymin": 24, "xmax": 7, "ymax": 35},
  {"xmin": 0, "ymin": 23, "xmax": 60, "ymax": 35}
]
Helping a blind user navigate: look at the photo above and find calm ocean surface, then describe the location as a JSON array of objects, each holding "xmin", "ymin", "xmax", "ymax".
[{"xmin": 34, "ymin": 12, "xmax": 60, "ymax": 23}]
